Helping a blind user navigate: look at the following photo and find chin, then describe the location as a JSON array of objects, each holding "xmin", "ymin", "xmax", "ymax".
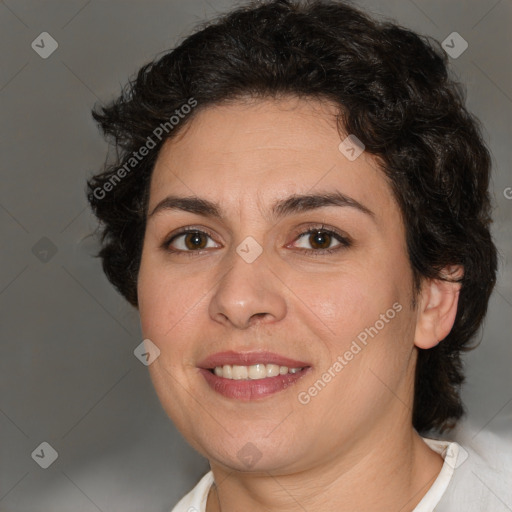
[{"xmin": 202, "ymin": 436, "xmax": 305, "ymax": 474}]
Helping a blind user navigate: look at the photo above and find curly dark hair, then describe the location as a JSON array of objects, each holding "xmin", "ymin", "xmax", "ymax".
[{"xmin": 86, "ymin": 0, "xmax": 497, "ymax": 434}]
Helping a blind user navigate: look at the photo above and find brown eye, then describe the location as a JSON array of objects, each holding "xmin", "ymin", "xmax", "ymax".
[
  {"xmin": 183, "ymin": 231, "xmax": 208, "ymax": 250},
  {"xmin": 291, "ymin": 226, "xmax": 352, "ymax": 255},
  {"xmin": 166, "ymin": 229, "xmax": 219, "ymax": 252},
  {"xmin": 308, "ymin": 231, "xmax": 333, "ymax": 250}
]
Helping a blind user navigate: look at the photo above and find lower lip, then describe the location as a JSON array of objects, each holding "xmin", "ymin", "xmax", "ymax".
[{"xmin": 199, "ymin": 368, "xmax": 311, "ymax": 400}]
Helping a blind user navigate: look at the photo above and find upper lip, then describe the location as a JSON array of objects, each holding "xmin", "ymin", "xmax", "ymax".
[{"xmin": 197, "ymin": 350, "xmax": 310, "ymax": 369}]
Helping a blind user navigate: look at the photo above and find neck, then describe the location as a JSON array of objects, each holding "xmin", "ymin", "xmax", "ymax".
[{"xmin": 206, "ymin": 429, "xmax": 443, "ymax": 512}]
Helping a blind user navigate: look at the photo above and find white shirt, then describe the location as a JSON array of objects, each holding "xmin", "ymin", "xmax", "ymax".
[{"xmin": 170, "ymin": 433, "xmax": 512, "ymax": 511}]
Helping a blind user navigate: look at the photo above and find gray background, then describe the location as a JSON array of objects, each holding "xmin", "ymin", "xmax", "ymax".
[{"xmin": 1, "ymin": 1, "xmax": 511, "ymax": 511}]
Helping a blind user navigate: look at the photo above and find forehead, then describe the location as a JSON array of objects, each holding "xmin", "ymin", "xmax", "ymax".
[{"xmin": 148, "ymin": 97, "xmax": 396, "ymax": 217}]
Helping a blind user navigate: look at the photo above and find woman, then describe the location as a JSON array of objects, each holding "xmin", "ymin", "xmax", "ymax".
[{"xmin": 87, "ymin": 1, "xmax": 507, "ymax": 510}]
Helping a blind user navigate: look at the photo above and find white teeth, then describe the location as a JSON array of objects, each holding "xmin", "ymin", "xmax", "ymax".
[
  {"xmin": 211, "ymin": 364, "xmax": 304, "ymax": 380},
  {"xmin": 222, "ymin": 365, "xmax": 232, "ymax": 379},
  {"xmin": 266, "ymin": 364, "xmax": 280, "ymax": 377},
  {"xmin": 248, "ymin": 364, "xmax": 267, "ymax": 379},
  {"xmin": 232, "ymin": 365, "xmax": 248, "ymax": 380}
]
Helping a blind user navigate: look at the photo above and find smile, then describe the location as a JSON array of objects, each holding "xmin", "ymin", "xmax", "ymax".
[
  {"xmin": 197, "ymin": 350, "xmax": 311, "ymax": 400},
  {"xmin": 211, "ymin": 363, "xmax": 304, "ymax": 380},
  {"xmin": 199, "ymin": 366, "xmax": 311, "ymax": 400}
]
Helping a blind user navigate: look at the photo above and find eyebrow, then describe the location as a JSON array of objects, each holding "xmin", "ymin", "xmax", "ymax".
[{"xmin": 148, "ymin": 191, "xmax": 375, "ymax": 221}]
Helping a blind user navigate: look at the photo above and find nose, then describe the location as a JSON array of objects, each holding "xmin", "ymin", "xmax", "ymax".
[{"xmin": 208, "ymin": 249, "xmax": 287, "ymax": 329}]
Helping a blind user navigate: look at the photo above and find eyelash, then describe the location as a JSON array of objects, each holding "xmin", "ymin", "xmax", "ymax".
[
  {"xmin": 162, "ymin": 224, "xmax": 352, "ymax": 257},
  {"xmin": 291, "ymin": 225, "xmax": 352, "ymax": 256}
]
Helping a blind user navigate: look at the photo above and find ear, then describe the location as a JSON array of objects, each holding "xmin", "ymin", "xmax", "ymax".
[{"xmin": 414, "ymin": 265, "xmax": 464, "ymax": 349}]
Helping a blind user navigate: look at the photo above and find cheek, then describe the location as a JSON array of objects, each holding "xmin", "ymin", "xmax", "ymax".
[
  {"xmin": 294, "ymin": 267, "xmax": 398, "ymax": 336},
  {"xmin": 291, "ymin": 250, "xmax": 413, "ymax": 372},
  {"xmin": 137, "ymin": 257, "xmax": 201, "ymax": 348}
]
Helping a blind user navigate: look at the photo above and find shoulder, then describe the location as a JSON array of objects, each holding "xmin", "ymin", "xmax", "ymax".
[
  {"xmin": 431, "ymin": 426, "xmax": 512, "ymax": 511},
  {"xmin": 170, "ymin": 471, "xmax": 214, "ymax": 512}
]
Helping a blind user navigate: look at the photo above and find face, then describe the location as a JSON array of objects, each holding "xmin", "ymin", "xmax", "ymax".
[{"xmin": 137, "ymin": 96, "xmax": 420, "ymax": 474}]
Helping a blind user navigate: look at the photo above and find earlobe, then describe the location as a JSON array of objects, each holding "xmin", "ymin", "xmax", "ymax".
[{"xmin": 414, "ymin": 266, "xmax": 463, "ymax": 350}]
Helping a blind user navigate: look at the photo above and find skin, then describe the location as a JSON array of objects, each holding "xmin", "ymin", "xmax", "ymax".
[{"xmin": 137, "ymin": 96, "xmax": 462, "ymax": 512}]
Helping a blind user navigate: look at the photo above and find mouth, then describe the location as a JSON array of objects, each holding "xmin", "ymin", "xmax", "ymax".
[
  {"xmin": 208, "ymin": 363, "xmax": 305, "ymax": 380},
  {"xmin": 197, "ymin": 351, "xmax": 311, "ymax": 400}
]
